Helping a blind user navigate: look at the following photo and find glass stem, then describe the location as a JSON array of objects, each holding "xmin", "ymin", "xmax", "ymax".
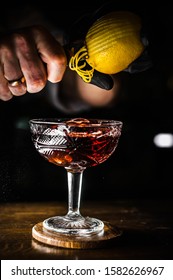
[{"xmin": 66, "ymin": 170, "xmax": 84, "ymax": 219}]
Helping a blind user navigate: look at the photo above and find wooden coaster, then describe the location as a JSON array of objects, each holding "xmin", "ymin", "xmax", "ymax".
[{"xmin": 32, "ymin": 221, "xmax": 122, "ymax": 249}]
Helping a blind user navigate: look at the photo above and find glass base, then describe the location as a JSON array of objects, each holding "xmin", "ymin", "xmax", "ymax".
[{"xmin": 43, "ymin": 215, "xmax": 104, "ymax": 236}]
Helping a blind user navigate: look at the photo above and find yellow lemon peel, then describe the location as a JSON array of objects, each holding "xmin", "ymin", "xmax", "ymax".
[
  {"xmin": 69, "ymin": 46, "xmax": 94, "ymax": 83},
  {"xmin": 69, "ymin": 11, "xmax": 145, "ymax": 82}
]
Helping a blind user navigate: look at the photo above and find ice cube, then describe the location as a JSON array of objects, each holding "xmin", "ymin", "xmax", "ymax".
[{"xmin": 66, "ymin": 118, "xmax": 91, "ymax": 127}]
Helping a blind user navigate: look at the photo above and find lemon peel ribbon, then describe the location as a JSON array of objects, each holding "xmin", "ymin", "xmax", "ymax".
[{"xmin": 69, "ymin": 46, "xmax": 94, "ymax": 83}]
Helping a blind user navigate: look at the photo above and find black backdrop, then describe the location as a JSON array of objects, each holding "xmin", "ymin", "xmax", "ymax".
[{"xmin": 0, "ymin": 0, "xmax": 173, "ymax": 202}]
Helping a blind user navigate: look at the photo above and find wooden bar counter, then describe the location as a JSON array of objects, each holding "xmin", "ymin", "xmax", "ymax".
[{"xmin": 0, "ymin": 199, "xmax": 173, "ymax": 260}]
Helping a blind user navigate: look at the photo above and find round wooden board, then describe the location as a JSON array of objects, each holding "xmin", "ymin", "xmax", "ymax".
[{"xmin": 32, "ymin": 222, "xmax": 122, "ymax": 249}]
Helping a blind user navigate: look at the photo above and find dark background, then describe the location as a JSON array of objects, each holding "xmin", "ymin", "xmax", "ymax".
[{"xmin": 0, "ymin": 0, "xmax": 173, "ymax": 202}]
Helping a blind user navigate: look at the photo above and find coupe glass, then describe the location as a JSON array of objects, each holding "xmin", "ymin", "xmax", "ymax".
[{"xmin": 29, "ymin": 118, "xmax": 123, "ymax": 236}]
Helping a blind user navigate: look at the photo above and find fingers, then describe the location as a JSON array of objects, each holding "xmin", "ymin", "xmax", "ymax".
[
  {"xmin": 12, "ymin": 28, "xmax": 48, "ymax": 93},
  {"xmin": 7, "ymin": 77, "xmax": 27, "ymax": 97},
  {"xmin": 2, "ymin": 47, "xmax": 28, "ymax": 97},
  {"xmin": 31, "ymin": 26, "xmax": 67, "ymax": 82},
  {"xmin": 0, "ymin": 25, "xmax": 67, "ymax": 101},
  {"xmin": 0, "ymin": 81, "xmax": 13, "ymax": 101}
]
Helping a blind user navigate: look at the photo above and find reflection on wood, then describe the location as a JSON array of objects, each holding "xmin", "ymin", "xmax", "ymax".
[{"xmin": 0, "ymin": 200, "xmax": 173, "ymax": 259}]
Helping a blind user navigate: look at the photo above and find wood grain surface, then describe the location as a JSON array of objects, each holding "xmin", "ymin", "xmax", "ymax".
[
  {"xmin": 0, "ymin": 199, "xmax": 173, "ymax": 259},
  {"xmin": 32, "ymin": 221, "xmax": 122, "ymax": 249}
]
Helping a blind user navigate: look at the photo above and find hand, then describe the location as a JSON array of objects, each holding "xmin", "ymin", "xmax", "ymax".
[{"xmin": 0, "ymin": 25, "xmax": 67, "ymax": 101}]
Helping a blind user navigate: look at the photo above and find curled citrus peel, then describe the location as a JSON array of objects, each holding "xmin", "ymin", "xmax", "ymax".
[
  {"xmin": 69, "ymin": 11, "xmax": 145, "ymax": 83},
  {"xmin": 69, "ymin": 46, "xmax": 94, "ymax": 83}
]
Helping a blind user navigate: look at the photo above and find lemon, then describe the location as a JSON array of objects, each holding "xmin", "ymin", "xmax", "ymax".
[{"xmin": 69, "ymin": 11, "xmax": 145, "ymax": 82}]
